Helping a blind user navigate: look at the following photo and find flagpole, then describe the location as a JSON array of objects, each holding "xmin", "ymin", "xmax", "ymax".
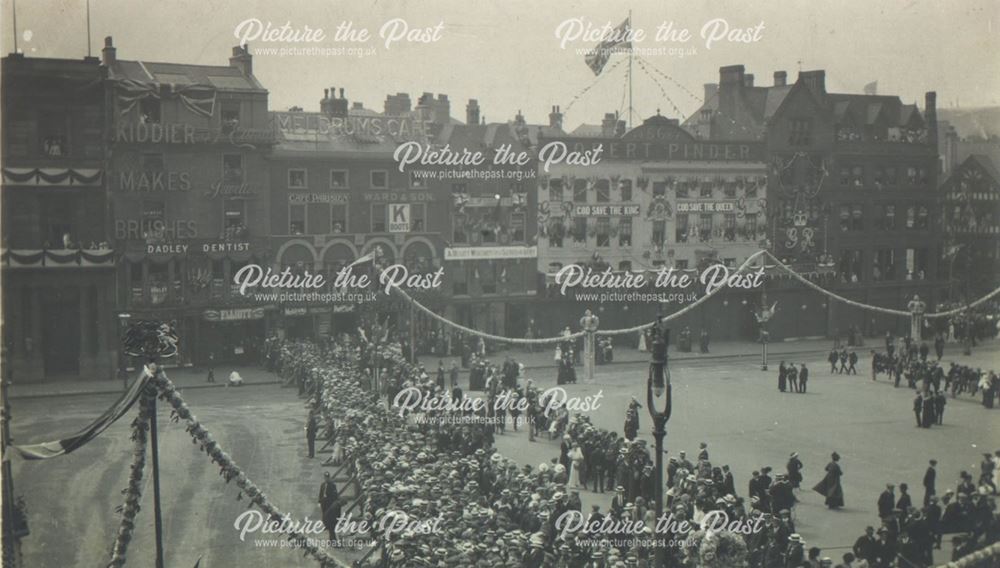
[
  {"xmin": 86, "ymin": 0, "xmax": 92, "ymax": 57},
  {"xmin": 12, "ymin": 0, "xmax": 18, "ymax": 54},
  {"xmin": 628, "ymin": 10, "xmax": 633, "ymax": 129}
]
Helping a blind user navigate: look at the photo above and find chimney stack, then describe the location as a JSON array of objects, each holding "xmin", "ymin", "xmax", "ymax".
[
  {"xmin": 773, "ymin": 71, "xmax": 787, "ymax": 87},
  {"xmin": 466, "ymin": 99, "xmax": 480, "ymax": 125},
  {"xmin": 549, "ymin": 105, "xmax": 563, "ymax": 130},
  {"xmin": 384, "ymin": 93, "xmax": 412, "ymax": 115},
  {"xmin": 101, "ymin": 36, "xmax": 116, "ymax": 67},
  {"xmin": 615, "ymin": 119, "xmax": 627, "ymax": 137},
  {"xmin": 320, "ymin": 88, "xmax": 334, "ymax": 115},
  {"xmin": 718, "ymin": 65, "xmax": 745, "ymax": 117},
  {"xmin": 744, "ymin": 74, "xmax": 755, "ymax": 88},
  {"xmin": 925, "ymin": 91, "xmax": 938, "ymax": 148},
  {"xmin": 704, "ymin": 83, "xmax": 719, "ymax": 101},
  {"xmin": 601, "ymin": 112, "xmax": 617, "ymax": 137},
  {"xmin": 330, "ymin": 88, "xmax": 348, "ymax": 117},
  {"xmin": 229, "ymin": 44, "xmax": 252, "ymax": 76},
  {"xmin": 799, "ymin": 70, "xmax": 826, "ymax": 99}
]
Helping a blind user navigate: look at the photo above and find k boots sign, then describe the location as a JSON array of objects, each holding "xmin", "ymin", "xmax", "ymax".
[{"xmin": 389, "ymin": 204, "xmax": 410, "ymax": 232}]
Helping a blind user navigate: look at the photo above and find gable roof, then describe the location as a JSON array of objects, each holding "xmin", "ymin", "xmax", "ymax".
[{"xmin": 108, "ymin": 60, "xmax": 266, "ymax": 92}]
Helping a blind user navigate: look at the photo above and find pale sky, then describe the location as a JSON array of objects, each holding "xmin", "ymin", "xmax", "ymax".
[{"xmin": 4, "ymin": 0, "xmax": 998, "ymax": 129}]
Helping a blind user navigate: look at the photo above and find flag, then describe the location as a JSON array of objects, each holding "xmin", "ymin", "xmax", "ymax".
[
  {"xmin": 348, "ymin": 253, "xmax": 375, "ymax": 268},
  {"xmin": 13, "ymin": 368, "xmax": 153, "ymax": 460},
  {"xmin": 863, "ymin": 81, "xmax": 878, "ymax": 95},
  {"xmin": 584, "ymin": 18, "xmax": 631, "ymax": 75}
]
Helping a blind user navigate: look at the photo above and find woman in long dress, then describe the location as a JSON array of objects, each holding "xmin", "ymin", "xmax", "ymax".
[
  {"xmin": 570, "ymin": 444, "xmax": 585, "ymax": 488},
  {"xmin": 812, "ymin": 452, "xmax": 844, "ymax": 509}
]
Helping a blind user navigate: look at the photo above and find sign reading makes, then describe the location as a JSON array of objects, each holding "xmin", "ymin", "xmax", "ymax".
[
  {"xmin": 574, "ymin": 204, "xmax": 641, "ymax": 217},
  {"xmin": 677, "ymin": 202, "xmax": 736, "ymax": 213},
  {"xmin": 388, "ymin": 204, "xmax": 410, "ymax": 232}
]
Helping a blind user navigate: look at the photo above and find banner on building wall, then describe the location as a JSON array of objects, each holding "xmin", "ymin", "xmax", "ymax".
[
  {"xmin": 388, "ymin": 204, "xmax": 411, "ymax": 232},
  {"xmin": 203, "ymin": 307, "xmax": 268, "ymax": 322},
  {"xmin": 444, "ymin": 246, "xmax": 537, "ymax": 260}
]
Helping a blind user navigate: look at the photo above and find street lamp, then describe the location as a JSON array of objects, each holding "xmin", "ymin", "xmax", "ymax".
[
  {"xmin": 646, "ymin": 317, "xmax": 672, "ymax": 568},
  {"xmin": 118, "ymin": 313, "xmax": 131, "ymax": 391}
]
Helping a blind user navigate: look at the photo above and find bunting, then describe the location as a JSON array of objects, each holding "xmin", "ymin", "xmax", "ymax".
[{"xmin": 12, "ymin": 369, "xmax": 152, "ymax": 460}]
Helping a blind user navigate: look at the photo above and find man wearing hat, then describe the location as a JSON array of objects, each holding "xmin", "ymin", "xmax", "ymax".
[
  {"xmin": 785, "ymin": 534, "xmax": 805, "ymax": 567},
  {"xmin": 922, "ymin": 459, "xmax": 937, "ymax": 506},
  {"xmin": 877, "ymin": 484, "xmax": 895, "ymax": 519},
  {"xmin": 318, "ymin": 471, "xmax": 341, "ymax": 543}
]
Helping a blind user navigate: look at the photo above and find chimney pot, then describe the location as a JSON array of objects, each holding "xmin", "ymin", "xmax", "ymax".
[
  {"xmin": 773, "ymin": 71, "xmax": 787, "ymax": 87},
  {"xmin": 339, "ymin": 88, "xmax": 345, "ymax": 98},
  {"xmin": 101, "ymin": 36, "xmax": 117, "ymax": 67},
  {"xmin": 744, "ymin": 74, "xmax": 755, "ymax": 87}
]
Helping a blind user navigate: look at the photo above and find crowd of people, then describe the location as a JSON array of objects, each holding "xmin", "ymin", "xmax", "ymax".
[
  {"xmin": 777, "ymin": 362, "xmax": 810, "ymax": 393},
  {"xmin": 257, "ymin": 325, "xmax": 1000, "ymax": 568}
]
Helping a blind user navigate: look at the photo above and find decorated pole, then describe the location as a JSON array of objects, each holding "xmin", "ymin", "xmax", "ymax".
[
  {"xmin": 907, "ymin": 294, "xmax": 926, "ymax": 343},
  {"xmin": 580, "ymin": 309, "xmax": 599, "ymax": 383},
  {"xmin": 123, "ymin": 320, "xmax": 178, "ymax": 568},
  {"xmin": 646, "ymin": 317, "xmax": 672, "ymax": 568}
]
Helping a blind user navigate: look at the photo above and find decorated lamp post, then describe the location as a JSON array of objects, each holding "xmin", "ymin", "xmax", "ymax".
[
  {"xmin": 755, "ymin": 290, "xmax": 778, "ymax": 372},
  {"xmin": 907, "ymin": 294, "xmax": 926, "ymax": 343},
  {"xmin": 123, "ymin": 320, "xmax": 179, "ymax": 568},
  {"xmin": 645, "ymin": 317, "xmax": 672, "ymax": 568},
  {"xmin": 580, "ymin": 309, "xmax": 600, "ymax": 383}
]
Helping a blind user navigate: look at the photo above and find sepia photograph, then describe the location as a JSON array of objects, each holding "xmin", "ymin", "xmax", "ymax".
[{"xmin": 1, "ymin": 1, "xmax": 999, "ymax": 567}]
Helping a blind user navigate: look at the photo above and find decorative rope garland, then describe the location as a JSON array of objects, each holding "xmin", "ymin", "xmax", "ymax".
[
  {"xmin": 146, "ymin": 369, "xmax": 350, "ymax": 568},
  {"xmin": 107, "ymin": 381, "xmax": 153, "ymax": 568},
  {"xmin": 389, "ymin": 249, "xmax": 1000, "ymax": 345}
]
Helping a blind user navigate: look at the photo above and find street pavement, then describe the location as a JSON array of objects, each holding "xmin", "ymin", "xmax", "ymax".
[{"xmin": 7, "ymin": 340, "xmax": 999, "ymax": 567}]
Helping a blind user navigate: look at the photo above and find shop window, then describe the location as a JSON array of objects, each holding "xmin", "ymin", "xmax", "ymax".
[
  {"xmin": 370, "ymin": 170, "xmax": 388, "ymax": 189},
  {"xmin": 788, "ymin": 118, "xmax": 812, "ymax": 146},
  {"xmin": 331, "ymin": 204, "xmax": 347, "ymax": 233},
  {"xmin": 618, "ymin": 260, "xmax": 632, "ymax": 272},
  {"xmin": 480, "ymin": 262, "xmax": 496, "ymax": 294},
  {"xmin": 652, "ymin": 220, "xmax": 665, "ymax": 246},
  {"xmin": 724, "ymin": 213, "xmax": 736, "ymax": 241},
  {"xmin": 619, "ymin": 217, "xmax": 632, "ymax": 247},
  {"xmin": 699, "ymin": 179, "xmax": 713, "ymax": 198},
  {"xmin": 573, "ymin": 179, "xmax": 588, "ymax": 203},
  {"xmin": 289, "ymin": 204, "xmax": 306, "ymax": 235},
  {"xmin": 619, "ymin": 179, "xmax": 633, "ymax": 202},
  {"xmin": 452, "ymin": 264, "xmax": 468, "ymax": 295},
  {"xmin": 596, "ymin": 217, "xmax": 610, "ymax": 247},
  {"xmin": 141, "ymin": 200, "xmax": 165, "ymax": 240},
  {"xmin": 148, "ymin": 262, "xmax": 169, "ymax": 305},
  {"xmin": 453, "ymin": 214, "xmax": 468, "ymax": 244},
  {"xmin": 723, "ymin": 258, "xmax": 736, "ymax": 268},
  {"xmin": 548, "ymin": 178, "xmax": 564, "ymax": 202},
  {"xmin": 223, "ymin": 199, "xmax": 247, "ymax": 239},
  {"xmin": 410, "ymin": 204, "xmax": 426, "ymax": 232},
  {"xmin": 140, "ymin": 98, "xmax": 161, "ymax": 125},
  {"xmin": 572, "ymin": 217, "xmax": 587, "ymax": 243},
  {"xmin": 675, "ymin": 214, "xmax": 688, "ymax": 243},
  {"xmin": 905, "ymin": 247, "xmax": 928, "ymax": 280},
  {"xmin": 699, "ymin": 213, "xmax": 713, "ymax": 241},
  {"xmin": 223, "ymin": 154, "xmax": 244, "ymax": 184},
  {"xmin": 371, "ymin": 204, "xmax": 387, "ymax": 232},
  {"xmin": 510, "ymin": 213, "xmax": 525, "ymax": 242},
  {"xmin": 745, "ymin": 213, "xmax": 758, "ymax": 240},
  {"xmin": 409, "ymin": 170, "xmax": 427, "ymax": 189},
  {"xmin": 221, "ymin": 101, "xmax": 240, "ymax": 131},
  {"xmin": 330, "ymin": 170, "xmax": 349, "ymax": 189},
  {"xmin": 675, "ymin": 259, "xmax": 689, "ymax": 270},
  {"xmin": 839, "ymin": 249, "xmax": 863, "ymax": 283},
  {"xmin": 596, "ymin": 179, "xmax": 610, "ymax": 203},
  {"xmin": 288, "ymin": 169, "xmax": 307, "ymax": 189}
]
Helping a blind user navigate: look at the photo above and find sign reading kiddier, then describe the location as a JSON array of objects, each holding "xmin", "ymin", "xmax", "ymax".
[
  {"xmin": 388, "ymin": 204, "xmax": 410, "ymax": 232},
  {"xmin": 677, "ymin": 201, "xmax": 736, "ymax": 212},
  {"xmin": 444, "ymin": 246, "xmax": 537, "ymax": 260},
  {"xmin": 574, "ymin": 204, "xmax": 641, "ymax": 217}
]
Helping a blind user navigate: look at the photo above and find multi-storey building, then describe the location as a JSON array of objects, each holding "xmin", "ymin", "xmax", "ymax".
[
  {"xmin": 940, "ymin": 154, "xmax": 1000, "ymax": 301},
  {"xmin": 267, "ymin": 90, "xmax": 449, "ymax": 338},
  {"xmin": 430, "ymin": 105, "xmax": 542, "ymax": 337},
  {"xmin": 686, "ymin": 65, "xmax": 942, "ymax": 338},
  {"xmin": 533, "ymin": 113, "xmax": 768, "ymax": 338},
  {"xmin": 104, "ymin": 39, "xmax": 277, "ymax": 365},
  {"xmin": 1, "ymin": 53, "xmax": 116, "ymax": 381}
]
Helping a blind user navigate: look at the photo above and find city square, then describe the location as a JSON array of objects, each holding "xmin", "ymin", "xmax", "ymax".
[{"xmin": 2, "ymin": 1, "xmax": 1000, "ymax": 567}]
